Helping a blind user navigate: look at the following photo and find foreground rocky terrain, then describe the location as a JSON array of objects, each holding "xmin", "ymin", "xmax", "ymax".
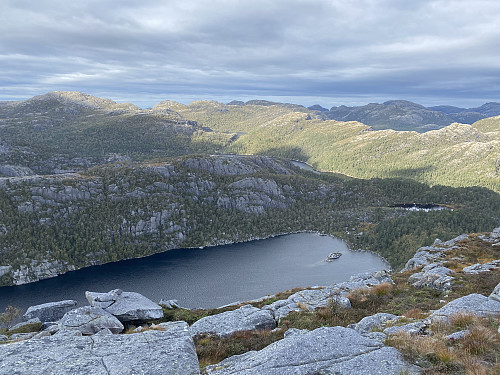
[{"xmin": 1, "ymin": 227, "xmax": 499, "ymax": 374}]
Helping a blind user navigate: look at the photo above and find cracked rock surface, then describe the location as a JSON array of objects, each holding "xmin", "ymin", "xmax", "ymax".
[
  {"xmin": 85, "ymin": 289, "xmax": 163, "ymax": 322},
  {"xmin": 23, "ymin": 299, "xmax": 77, "ymax": 322},
  {"xmin": 428, "ymin": 293, "xmax": 500, "ymax": 322},
  {"xmin": 58, "ymin": 306, "xmax": 124, "ymax": 334},
  {"xmin": 204, "ymin": 326, "xmax": 419, "ymax": 374},
  {"xmin": 0, "ymin": 322, "xmax": 200, "ymax": 375},
  {"xmin": 190, "ymin": 305, "xmax": 276, "ymax": 337}
]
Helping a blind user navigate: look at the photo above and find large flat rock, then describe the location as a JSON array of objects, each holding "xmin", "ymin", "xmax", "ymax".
[
  {"xmin": 190, "ymin": 305, "xmax": 276, "ymax": 337},
  {"xmin": 205, "ymin": 326, "xmax": 419, "ymax": 374},
  {"xmin": 85, "ymin": 289, "xmax": 163, "ymax": 322},
  {"xmin": 0, "ymin": 322, "xmax": 199, "ymax": 375},
  {"xmin": 23, "ymin": 299, "xmax": 77, "ymax": 322},
  {"xmin": 428, "ymin": 293, "xmax": 500, "ymax": 321}
]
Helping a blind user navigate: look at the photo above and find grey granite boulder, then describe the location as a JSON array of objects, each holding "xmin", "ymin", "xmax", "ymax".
[
  {"xmin": 205, "ymin": 326, "xmax": 419, "ymax": 374},
  {"xmin": 428, "ymin": 293, "xmax": 500, "ymax": 322},
  {"xmin": 462, "ymin": 260, "xmax": 500, "ymax": 274},
  {"xmin": 349, "ymin": 313, "xmax": 399, "ymax": 333},
  {"xmin": 263, "ymin": 287, "xmax": 351, "ymax": 321},
  {"xmin": 23, "ymin": 299, "xmax": 77, "ymax": 322},
  {"xmin": 190, "ymin": 305, "xmax": 276, "ymax": 337},
  {"xmin": 446, "ymin": 330, "xmax": 469, "ymax": 341},
  {"xmin": 384, "ymin": 321, "xmax": 427, "ymax": 336},
  {"xmin": 443, "ymin": 234, "xmax": 469, "ymax": 247},
  {"xmin": 408, "ymin": 264, "xmax": 455, "ymax": 291},
  {"xmin": 85, "ymin": 289, "xmax": 163, "ymax": 322},
  {"xmin": 0, "ymin": 321, "xmax": 200, "ymax": 374},
  {"xmin": 401, "ymin": 249, "xmax": 445, "ymax": 272},
  {"xmin": 490, "ymin": 281, "xmax": 500, "ymax": 302},
  {"xmin": 58, "ymin": 306, "xmax": 124, "ymax": 334},
  {"xmin": 159, "ymin": 299, "xmax": 180, "ymax": 308},
  {"xmin": 0, "ymin": 335, "xmax": 8, "ymax": 342},
  {"xmin": 336, "ymin": 270, "xmax": 394, "ymax": 291}
]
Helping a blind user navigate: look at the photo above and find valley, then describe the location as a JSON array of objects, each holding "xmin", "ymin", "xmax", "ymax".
[{"xmin": 0, "ymin": 92, "xmax": 498, "ymax": 289}]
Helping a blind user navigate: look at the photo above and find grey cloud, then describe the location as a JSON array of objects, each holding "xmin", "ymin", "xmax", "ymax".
[{"xmin": 0, "ymin": 0, "xmax": 499, "ymax": 107}]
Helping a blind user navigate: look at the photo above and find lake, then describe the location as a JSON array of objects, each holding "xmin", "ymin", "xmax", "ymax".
[{"xmin": 0, "ymin": 233, "xmax": 388, "ymax": 313}]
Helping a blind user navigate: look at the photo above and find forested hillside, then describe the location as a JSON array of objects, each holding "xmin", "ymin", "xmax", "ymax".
[
  {"xmin": 0, "ymin": 154, "xmax": 499, "ymax": 286},
  {"xmin": 0, "ymin": 92, "xmax": 499, "ymax": 287}
]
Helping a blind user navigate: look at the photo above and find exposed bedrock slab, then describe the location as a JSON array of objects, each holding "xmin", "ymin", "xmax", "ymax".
[
  {"xmin": 23, "ymin": 299, "xmax": 77, "ymax": 322},
  {"xmin": 190, "ymin": 305, "xmax": 276, "ymax": 337},
  {"xmin": 205, "ymin": 326, "xmax": 419, "ymax": 374},
  {"xmin": 85, "ymin": 289, "xmax": 163, "ymax": 322},
  {"xmin": 428, "ymin": 293, "xmax": 500, "ymax": 322},
  {"xmin": 0, "ymin": 322, "xmax": 200, "ymax": 375}
]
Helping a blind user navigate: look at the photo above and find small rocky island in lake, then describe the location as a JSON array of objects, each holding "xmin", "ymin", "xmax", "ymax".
[{"xmin": 325, "ymin": 252, "xmax": 342, "ymax": 261}]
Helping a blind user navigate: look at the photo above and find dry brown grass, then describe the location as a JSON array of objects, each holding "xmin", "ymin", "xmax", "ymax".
[
  {"xmin": 372, "ymin": 282, "xmax": 394, "ymax": 296},
  {"xmin": 404, "ymin": 308, "xmax": 428, "ymax": 320},
  {"xmin": 386, "ymin": 314, "xmax": 500, "ymax": 374},
  {"xmin": 461, "ymin": 326, "xmax": 499, "ymax": 355},
  {"xmin": 195, "ymin": 329, "xmax": 285, "ymax": 368}
]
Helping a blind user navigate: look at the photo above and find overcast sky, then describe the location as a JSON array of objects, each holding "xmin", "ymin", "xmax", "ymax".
[{"xmin": 1, "ymin": 0, "xmax": 499, "ymax": 108}]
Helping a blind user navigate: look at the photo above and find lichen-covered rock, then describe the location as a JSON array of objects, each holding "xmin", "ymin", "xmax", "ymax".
[
  {"xmin": 190, "ymin": 305, "xmax": 276, "ymax": 337},
  {"xmin": 0, "ymin": 321, "xmax": 200, "ymax": 374},
  {"xmin": 85, "ymin": 289, "xmax": 163, "ymax": 322},
  {"xmin": 58, "ymin": 306, "xmax": 124, "ymax": 334},
  {"xmin": 349, "ymin": 313, "xmax": 399, "ymax": 333},
  {"xmin": 23, "ymin": 299, "xmax": 77, "ymax": 322},
  {"xmin": 205, "ymin": 326, "xmax": 419, "ymax": 374},
  {"xmin": 428, "ymin": 293, "xmax": 500, "ymax": 322}
]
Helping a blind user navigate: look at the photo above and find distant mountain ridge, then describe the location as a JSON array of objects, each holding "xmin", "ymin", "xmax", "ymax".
[{"xmin": 306, "ymin": 100, "xmax": 500, "ymax": 132}]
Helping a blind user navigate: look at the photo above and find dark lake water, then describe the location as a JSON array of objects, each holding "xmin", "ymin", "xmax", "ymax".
[{"xmin": 0, "ymin": 233, "xmax": 388, "ymax": 313}]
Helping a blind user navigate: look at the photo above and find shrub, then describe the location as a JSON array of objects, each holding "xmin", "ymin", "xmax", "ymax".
[{"xmin": 0, "ymin": 306, "xmax": 22, "ymax": 330}]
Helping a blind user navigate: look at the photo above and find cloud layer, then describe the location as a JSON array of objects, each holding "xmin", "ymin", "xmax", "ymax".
[{"xmin": 1, "ymin": 0, "xmax": 499, "ymax": 107}]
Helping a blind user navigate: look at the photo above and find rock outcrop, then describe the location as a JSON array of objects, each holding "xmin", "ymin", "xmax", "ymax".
[
  {"xmin": 0, "ymin": 321, "xmax": 200, "ymax": 375},
  {"xmin": 85, "ymin": 289, "xmax": 163, "ymax": 322},
  {"xmin": 349, "ymin": 313, "xmax": 399, "ymax": 333},
  {"xmin": 58, "ymin": 306, "xmax": 124, "ymax": 334},
  {"xmin": 23, "ymin": 299, "xmax": 77, "ymax": 322},
  {"xmin": 190, "ymin": 305, "xmax": 276, "ymax": 337},
  {"xmin": 428, "ymin": 293, "xmax": 500, "ymax": 322},
  {"xmin": 407, "ymin": 263, "xmax": 455, "ymax": 291},
  {"xmin": 262, "ymin": 270, "xmax": 391, "ymax": 322},
  {"xmin": 204, "ymin": 326, "xmax": 419, "ymax": 374}
]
